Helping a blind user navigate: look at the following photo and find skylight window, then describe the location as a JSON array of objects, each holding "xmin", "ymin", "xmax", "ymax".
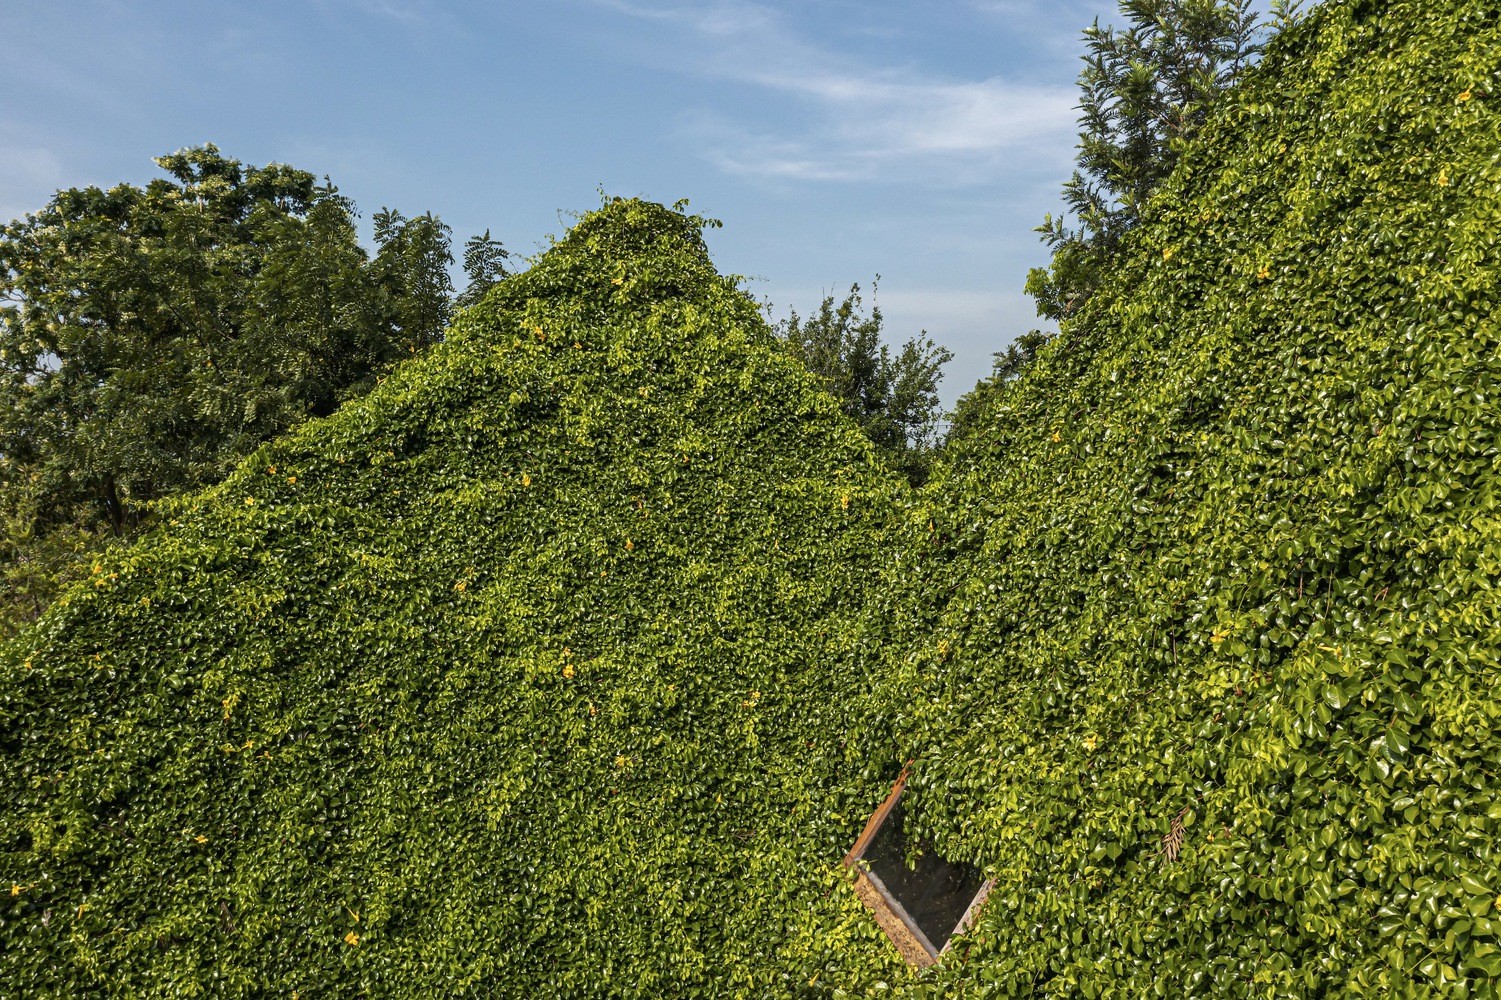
[{"xmin": 844, "ymin": 770, "xmax": 991, "ymax": 968}]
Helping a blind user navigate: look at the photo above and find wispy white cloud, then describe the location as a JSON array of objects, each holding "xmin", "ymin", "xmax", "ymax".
[
  {"xmin": 590, "ymin": 0, "xmax": 775, "ymax": 34},
  {"xmin": 591, "ymin": 0, "xmax": 1077, "ymax": 184},
  {"xmin": 688, "ymin": 120, "xmax": 872, "ymax": 182},
  {"xmin": 873, "ymin": 286, "xmax": 1039, "ymax": 334}
]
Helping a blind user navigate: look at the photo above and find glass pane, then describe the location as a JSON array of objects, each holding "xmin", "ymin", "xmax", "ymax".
[{"xmin": 862, "ymin": 796, "xmax": 984, "ymax": 951}]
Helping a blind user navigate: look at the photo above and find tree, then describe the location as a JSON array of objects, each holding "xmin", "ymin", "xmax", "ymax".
[
  {"xmin": 1026, "ymin": 0, "xmax": 1303, "ymax": 323},
  {"xmin": 457, "ymin": 229, "xmax": 512, "ymax": 307},
  {"xmin": 372, "ymin": 208, "xmax": 455, "ymax": 346},
  {"xmin": 776, "ymin": 282, "xmax": 952, "ymax": 484},
  {"xmin": 0, "ymin": 145, "xmax": 459, "ymax": 635}
]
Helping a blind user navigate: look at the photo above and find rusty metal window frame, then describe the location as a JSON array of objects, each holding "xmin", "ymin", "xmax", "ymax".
[{"xmin": 843, "ymin": 768, "xmax": 993, "ymax": 968}]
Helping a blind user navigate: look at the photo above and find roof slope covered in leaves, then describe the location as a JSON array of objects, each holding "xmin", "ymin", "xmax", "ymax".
[
  {"xmin": 7, "ymin": 0, "xmax": 1501, "ymax": 995},
  {"xmin": 0, "ymin": 200, "xmax": 918, "ymax": 995},
  {"xmin": 887, "ymin": 0, "xmax": 1501, "ymax": 994}
]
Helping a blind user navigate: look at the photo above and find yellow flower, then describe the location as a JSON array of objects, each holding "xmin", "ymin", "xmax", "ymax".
[
  {"xmin": 1458, "ymin": 88, "xmax": 1473, "ymax": 102},
  {"xmin": 1257, "ymin": 266, "xmax": 1271, "ymax": 280},
  {"xmin": 1162, "ymin": 246, "xmax": 1176, "ymax": 261},
  {"xmin": 562, "ymin": 663, "xmax": 575, "ymax": 679},
  {"xmin": 267, "ymin": 466, "xmax": 277, "ymax": 475},
  {"xmin": 245, "ymin": 497, "xmax": 256, "ymax": 506},
  {"xmin": 195, "ymin": 835, "xmax": 208, "ymax": 844},
  {"xmin": 9, "ymin": 884, "xmax": 20, "ymax": 897},
  {"xmin": 615, "ymin": 754, "xmax": 627, "ymax": 769},
  {"xmin": 840, "ymin": 494, "xmax": 850, "ymax": 510},
  {"xmin": 521, "ymin": 473, "xmax": 532, "ymax": 488},
  {"xmin": 453, "ymin": 581, "xmax": 467, "ymax": 593},
  {"xmin": 344, "ymin": 931, "xmax": 360, "ymax": 946},
  {"xmin": 1438, "ymin": 169, "xmax": 1450, "ymax": 187},
  {"xmin": 287, "ymin": 476, "xmax": 296, "ymax": 485},
  {"xmin": 1051, "ymin": 431, "xmax": 1062, "ymax": 443},
  {"xmin": 624, "ymin": 539, "xmax": 634, "ymax": 551}
]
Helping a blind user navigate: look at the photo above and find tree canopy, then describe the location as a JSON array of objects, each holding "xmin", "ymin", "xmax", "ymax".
[
  {"xmin": 955, "ymin": 1, "xmax": 1307, "ymax": 443},
  {"xmin": 0, "ymin": 145, "xmax": 484, "ymax": 635},
  {"xmin": 457, "ymin": 229, "xmax": 512, "ymax": 308},
  {"xmin": 776, "ymin": 283, "xmax": 952, "ymax": 483}
]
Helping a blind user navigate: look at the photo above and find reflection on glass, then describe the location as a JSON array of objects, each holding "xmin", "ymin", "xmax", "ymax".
[
  {"xmin": 862, "ymin": 796, "xmax": 985, "ymax": 952},
  {"xmin": 844, "ymin": 772, "xmax": 991, "ymax": 966}
]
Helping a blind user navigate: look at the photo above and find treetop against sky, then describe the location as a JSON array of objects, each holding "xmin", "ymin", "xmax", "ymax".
[{"xmin": 0, "ymin": 0, "xmax": 1205, "ymax": 403}]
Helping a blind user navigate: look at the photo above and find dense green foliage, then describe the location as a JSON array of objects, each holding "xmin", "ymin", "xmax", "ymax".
[
  {"xmin": 0, "ymin": 146, "xmax": 469, "ymax": 637},
  {"xmin": 0, "ymin": 198, "xmax": 915, "ymax": 996},
  {"xmin": 971, "ymin": 0, "xmax": 1293, "ymax": 426},
  {"xmin": 776, "ymin": 284, "xmax": 952, "ymax": 484},
  {"xmin": 897, "ymin": 0, "xmax": 1501, "ymax": 993},
  {"xmin": 5, "ymin": 0, "xmax": 1501, "ymax": 995}
]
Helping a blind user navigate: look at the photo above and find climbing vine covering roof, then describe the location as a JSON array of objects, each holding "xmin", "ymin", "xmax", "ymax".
[
  {"xmin": 892, "ymin": 0, "xmax": 1501, "ymax": 993},
  {"xmin": 5, "ymin": 0, "xmax": 1501, "ymax": 994},
  {"xmin": 0, "ymin": 199, "xmax": 917, "ymax": 995}
]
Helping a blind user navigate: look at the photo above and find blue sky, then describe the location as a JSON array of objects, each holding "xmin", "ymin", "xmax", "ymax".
[{"xmin": 4, "ymin": 0, "xmax": 1161, "ymax": 405}]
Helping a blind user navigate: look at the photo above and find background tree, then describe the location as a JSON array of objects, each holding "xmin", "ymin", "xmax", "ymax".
[
  {"xmin": 457, "ymin": 229, "xmax": 512, "ymax": 307},
  {"xmin": 776, "ymin": 282, "xmax": 952, "ymax": 484},
  {"xmin": 0, "ymin": 145, "xmax": 465, "ymax": 636},
  {"xmin": 948, "ymin": 0, "xmax": 1307, "ymax": 449},
  {"xmin": 1026, "ymin": 0, "xmax": 1304, "ymax": 322},
  {"xmin": 372, "ymin": 208, "xmax": 455, "ymax": 346}
]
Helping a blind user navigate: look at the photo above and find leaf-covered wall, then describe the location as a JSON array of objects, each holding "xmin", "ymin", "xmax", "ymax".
[
  {"xmin": 5, "ymin": 0, "xmax": 1501, "ymax": 995},
  {"xmin": 898, "ymin": 0, "xmax": 1501, "ymax": 993},
  {"xmin": 0, "ymin": 200, "xmax": 916, "ymax": 996}
]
